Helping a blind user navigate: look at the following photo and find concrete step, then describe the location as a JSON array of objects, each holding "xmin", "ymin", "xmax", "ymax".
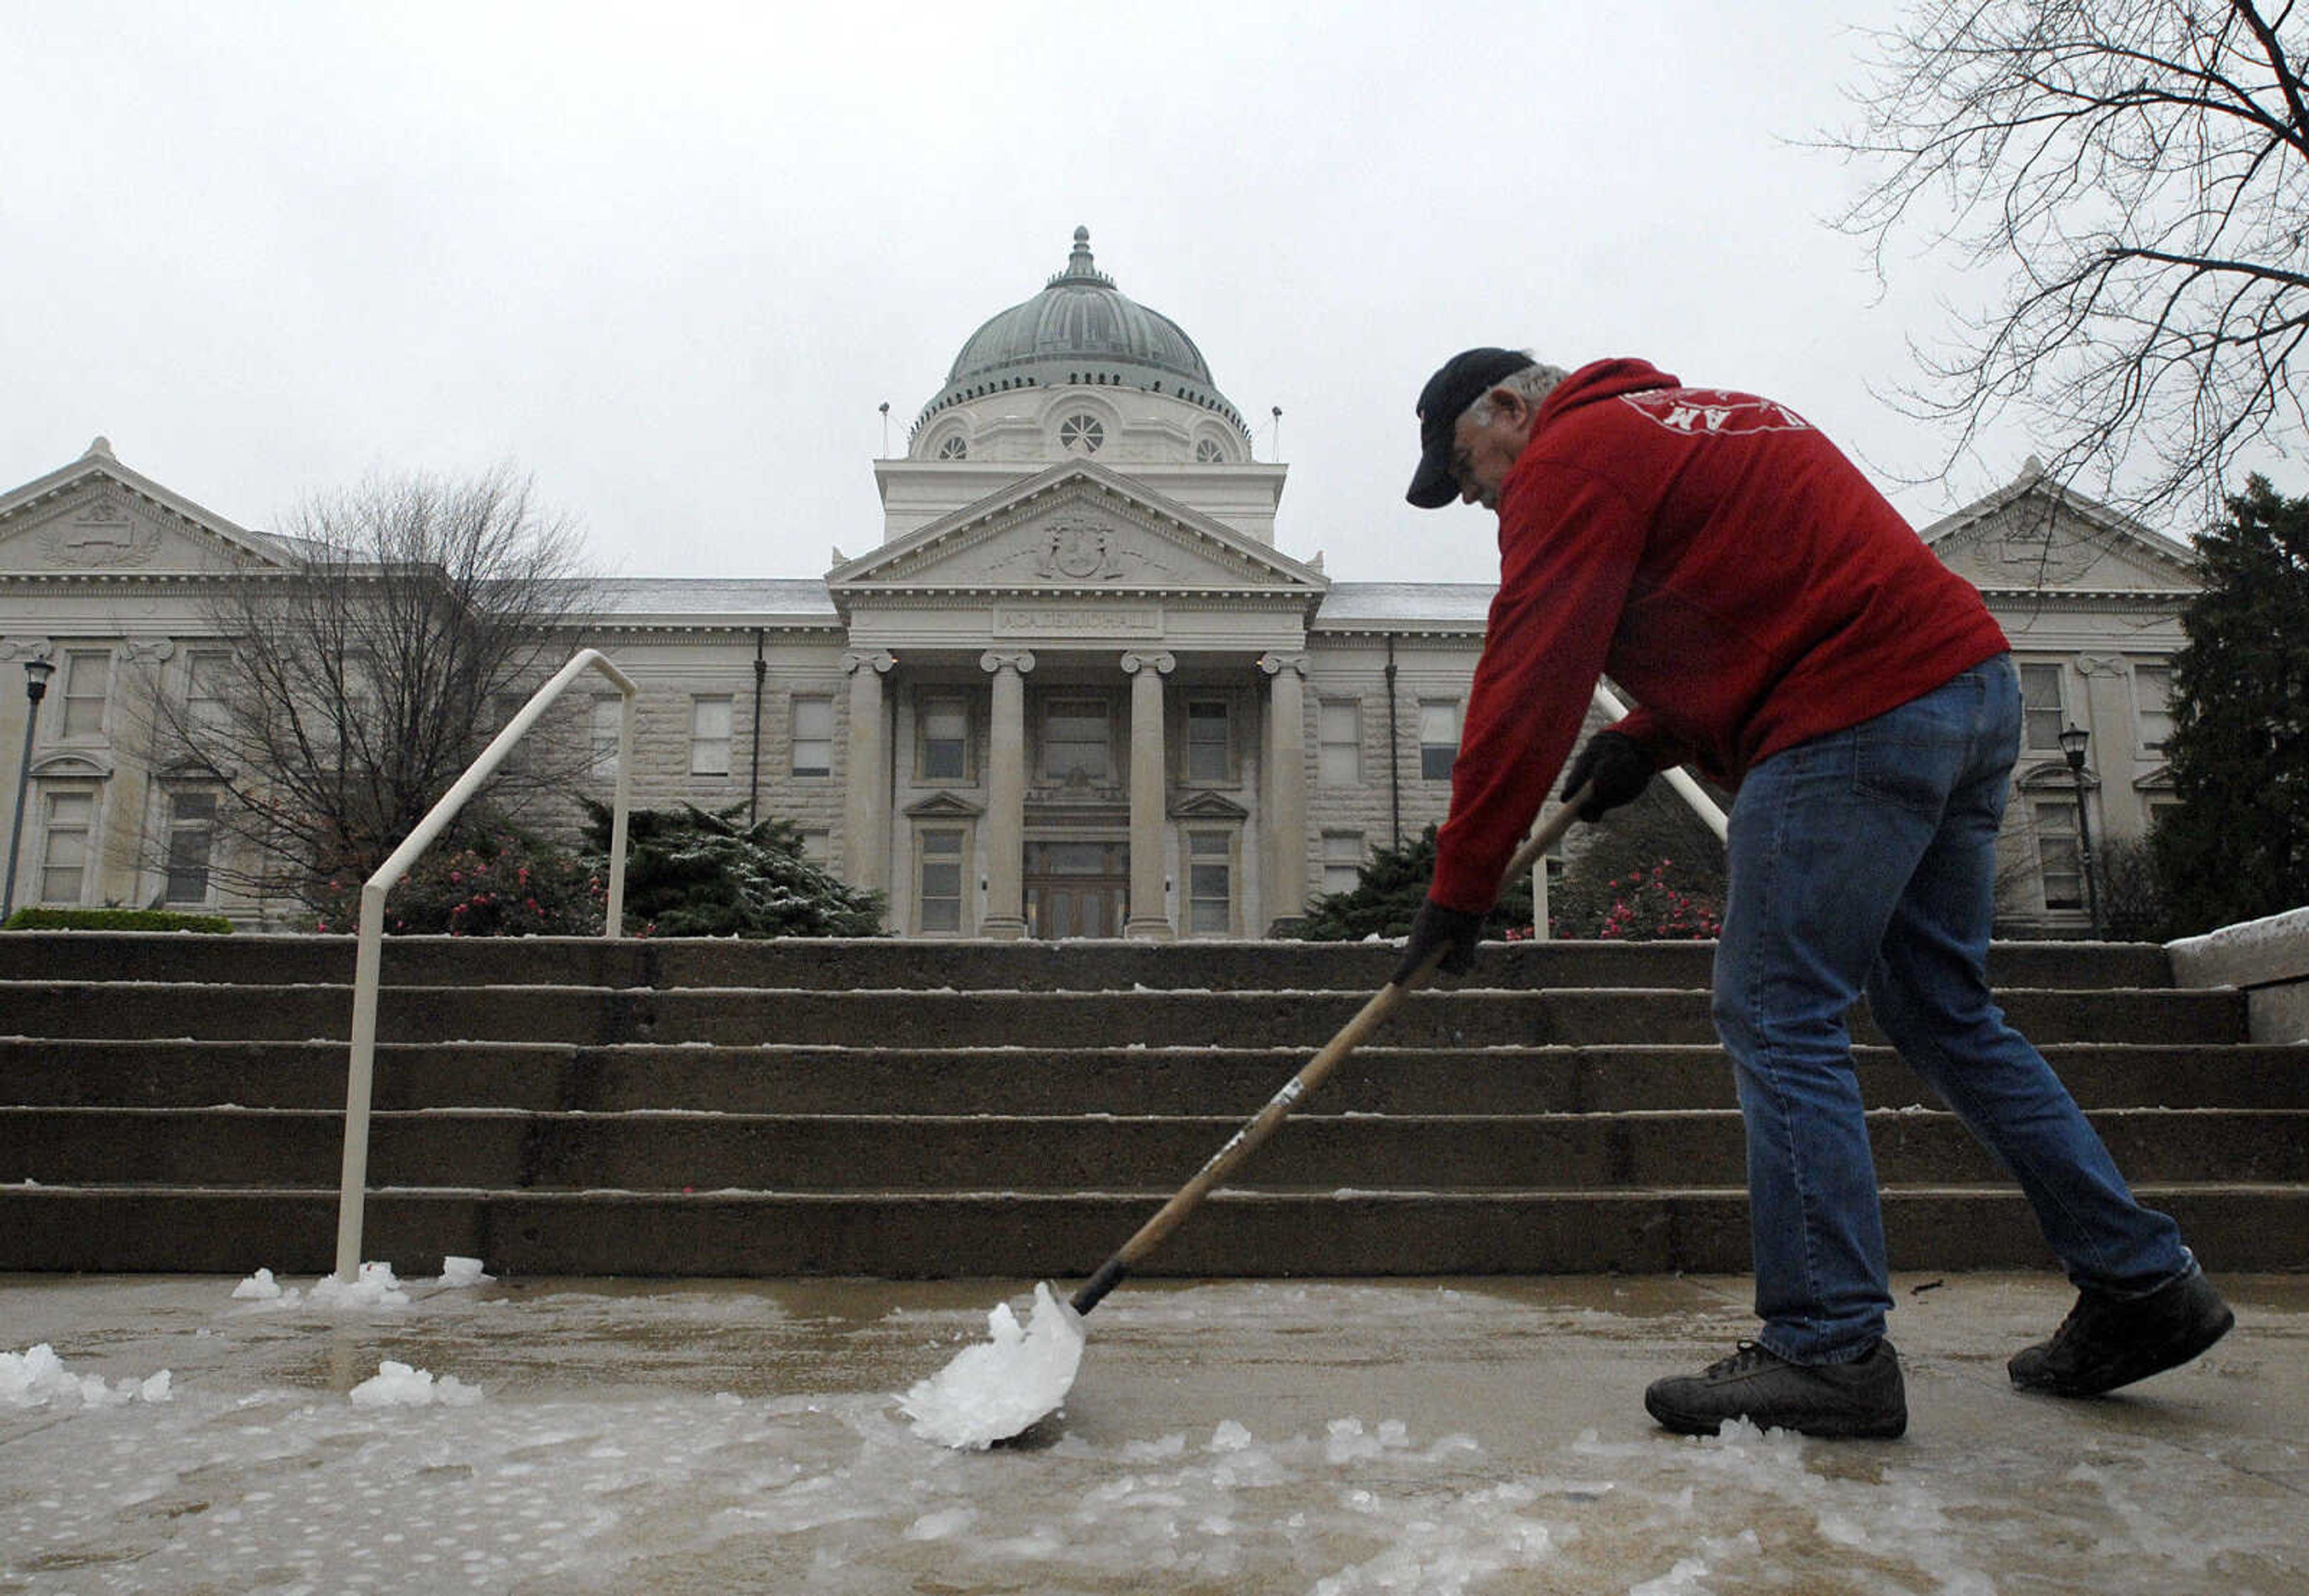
[
  {"xmin": 0, "ymin": 931, "xmax": 2179, "ymax": 992},
  {"xmin": 6, "ymin": 1105, "xmax": 2301, "ymax": 1192},
  {"xmin": 0, "ymin": 1181, "xmax": 2295, "ymax": 1276},
  {"xmin": 0, "ymin": 981, "xmax": 2250, "ymax": 1048},
  {"xmin": 0, "ymin": 931, "xmax": 2292, "ymax": 1281},
  {"xmin": 4, "ymin": 1039, "xmax": 2302, "ymax": 1114}
]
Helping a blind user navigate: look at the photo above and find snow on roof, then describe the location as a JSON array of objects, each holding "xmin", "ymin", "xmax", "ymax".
[
  {"xmin": 549, "ymin": 576, "xmax": 1497, "ymax": 631},
  {"xmin": 1313, "ymin": 582, "xmax": 1494, "ymax": 628},
  {"xmin": 583, "ymin": 577, "xmax": 839, "ymax": 621}
]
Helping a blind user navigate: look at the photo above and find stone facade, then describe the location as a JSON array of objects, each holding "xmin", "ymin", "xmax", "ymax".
[
  {"xmin": 1919, "ymin": 460, "xmax": 2202, "ymax": 929},
  {"xmin": 0, "ymin": 241, "xmax": 2199, "ymax": 938}
]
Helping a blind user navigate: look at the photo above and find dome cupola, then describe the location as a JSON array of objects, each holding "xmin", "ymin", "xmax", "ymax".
[{"xmin": 913, "ymin": 228, "xmax": 1248, "ymax": 440}]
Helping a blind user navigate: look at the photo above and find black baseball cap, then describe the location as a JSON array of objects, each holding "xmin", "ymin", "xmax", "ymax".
[{"xmin": 1406, "ymin": 348, "xmax": 1538, "ymax": 508}]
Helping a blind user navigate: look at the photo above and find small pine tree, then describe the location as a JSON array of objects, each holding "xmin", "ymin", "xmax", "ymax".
[
  {"xmin": 2153, "ymin": 476, "xmax": 2309, "ymax": 935},
  {"xmin": 1290, "ymin": 824, "xmax": 1534, "ymax": 941},
  {"xmin": 580, "ymin": 801, "xmax": 886, "ymax": 938}
]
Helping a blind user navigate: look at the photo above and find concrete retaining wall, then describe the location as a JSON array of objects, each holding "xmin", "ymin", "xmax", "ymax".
[{"xmin": 2169, "ymin": 906, "xmax": 2309, "ymax": 1043}]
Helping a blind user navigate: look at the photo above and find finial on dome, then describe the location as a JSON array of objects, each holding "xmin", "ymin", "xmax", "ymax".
[
  {"xmin": 84, "ymin": 436, "xmax": 114, "ymax": 459},
  {"xmin": 1050, "ymin": 225, "xmax": 1114, "ymax": 289}
]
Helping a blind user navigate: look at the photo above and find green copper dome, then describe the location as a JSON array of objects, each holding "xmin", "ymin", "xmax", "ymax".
[{"xmin": 916, "ymin": 228, "xmax": 1246, "ymax": 434}]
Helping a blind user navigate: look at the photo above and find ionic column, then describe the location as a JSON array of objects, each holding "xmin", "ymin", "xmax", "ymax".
[
  {"xmin": 978, "ymin": 649, "xmax": 1035, "ymax": 939},
  {"xmin": 1121, "ymin": 649, "xmax": 1176, "ymax": 941},
  {"xmin": 841, "ymin": 649, "xmax": 895, "ymax": 894},
  {"xmin": 1259, "ymin": 651, "xmax": 1309, "ymax": 933}
]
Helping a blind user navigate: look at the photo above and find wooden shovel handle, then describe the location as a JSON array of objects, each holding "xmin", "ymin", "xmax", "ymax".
[{"xmin": 1070, "ymin": 785, "xmax": 1590, "ymax": 1316}]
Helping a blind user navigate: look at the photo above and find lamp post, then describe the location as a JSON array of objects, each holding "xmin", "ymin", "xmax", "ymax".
[
  {"xmin": 2056, "ymin": 722, "xmax": 2102, "ymax": 939},
  {"xmin": 3, "ymin": 657, "xmax": 57, "ymax": 923}
]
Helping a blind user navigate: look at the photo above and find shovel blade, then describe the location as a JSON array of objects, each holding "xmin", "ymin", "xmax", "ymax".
[{"xmin": 899, "ymin": 1282, "xmax": 1087, "ymax": 1449}]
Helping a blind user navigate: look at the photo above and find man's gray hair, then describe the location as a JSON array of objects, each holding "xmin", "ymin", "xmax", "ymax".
[{"xmin": 1463, "ymin": 358, "xmax": 1571, "ymax": 428}]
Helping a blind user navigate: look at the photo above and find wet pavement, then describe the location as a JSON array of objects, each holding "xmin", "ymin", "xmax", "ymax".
[{"xmin": 2, "ymin": 1268, "xmax": 2304, "ymax": 1595}]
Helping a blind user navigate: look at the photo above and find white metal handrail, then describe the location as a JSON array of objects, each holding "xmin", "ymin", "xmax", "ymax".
[
  {"xmin": 1591, "ymin": 681, "xmax": 1731, "ymax": 843},
  {"xmin": 334, "ymin": 648, "xmax": 637, "ymax": 1281}
]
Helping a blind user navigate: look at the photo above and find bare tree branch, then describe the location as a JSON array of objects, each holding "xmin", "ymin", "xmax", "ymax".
[
  {"xmin": 1822, "ymin": 0, "xmax": 2309, "ymax": 521},
  {"xmin": 127, "ymin": 464, "xmax": 598, "ymax": 912}
]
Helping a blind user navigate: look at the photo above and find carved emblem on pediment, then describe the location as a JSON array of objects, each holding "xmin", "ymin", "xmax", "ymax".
[
  {"xmin": 1987, "ymin": 507, "xmax": 2096, "ymax": 585},
  {"xmin": 1035, "ymin": 515, "xmax": 1126, "ymax": 582},
  {"xmin": 35, "ymin": 490, "xmax": 165, "ymax": 568}
]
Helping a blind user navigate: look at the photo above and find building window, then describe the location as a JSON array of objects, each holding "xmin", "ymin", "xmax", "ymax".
[
  {"xmin": 2034, "ymin": 801, "xmax": 2083, "ymax": 910},
  {"xmin": 1186, "ymin": 830, "xmax": 1233, "ymax": 935},
  {"xmin": 1321, "ymin": 830, "xmax": 1366, "ymax": 896},
  {"xmin": 690, "ymin": 696, "xmax": 734, "ymax": 776},
  {"xmin": 791, "ymin": 694, "xmax": 833, "ymax": 778},
  {"xmin": 60, "ymin": 649, "xmax": 111, "ymax": 741},
  {"xmin": 916, "ymin": 693, "xmax": 970, "ymax": 782},
  {"xmin": 1319, "ymin": 700, "xmax": 1361, "ymax": 787},
  {"xmin": 799, "ymin": 828, "xmax": 830, "ymax": 865},
  {"xmin": 1420, "ymin": 701, "xmax": 1460, "ymax": 781},
  {"xmin": 38, "ymin": 790, "xmax": 96, "ymax": 905},
  {"xmin": 936, "ymin": 435, "xmax": 969, "ymax": 460},
  {"xmin": 2018, "ymin": 663, "xmax": 2067, "ymax": 752},
  {"xmin": 341, "ymin": 651, "xmax": 381, "ymax": 746},
  {"xmin": 590, "ymin": 695, "xmax": 621, "ymax": 779},
  {"xmin": 163, "ymin": 790, "xmax": 219, "ymax": 904},
  {"xmin": 1184, "ymin": 699, "xmax": 1231, "ymax": 784},
  {"xmin": 917, "ymin": 826, "xmax": 965, "ymax": 934},
  {"xmin": 2135, "ymin": 663, "xmax": 2174, "ymax": 752},
  {"xmin": 1059, "ymin": 414, "xmax": 1105, "ymax": 455},
  {"xmin": 185, "ymin": 649, "xmax": 233, "ymax": 741},
  {"xmin": 1043, "ymin": 698, "xmax": 1114, "ymax": 784}
]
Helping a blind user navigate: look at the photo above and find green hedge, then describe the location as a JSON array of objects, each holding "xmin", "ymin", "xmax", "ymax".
[{"xmin": 2, "ymin": 906, "xmax": 235, "ymax": 934}]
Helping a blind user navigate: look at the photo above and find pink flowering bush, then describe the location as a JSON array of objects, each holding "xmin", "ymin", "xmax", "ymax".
[
  {"xmin": 310, "ymin": 823, "xmax": 605, "ymax": 936},
  {"xmin": 1592, "ymin": 859, "xmax": 1723, "ymax": 941},
  {"xmin": 1544, "ymin": 785, "xmax": 1728, "ymax": 941}
]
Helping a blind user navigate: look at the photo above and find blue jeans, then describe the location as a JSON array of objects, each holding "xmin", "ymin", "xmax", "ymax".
[{"xmin": 1712, "ymin": 653, "xmax": 2192, "ymax": 1364}]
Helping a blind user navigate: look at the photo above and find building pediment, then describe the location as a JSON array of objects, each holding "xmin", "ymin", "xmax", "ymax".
[
  {"xmin": 1922, "ymin": 463, "xmax": 2199, "ymax": 597},
  {"xmin": 828, "ymin": 461, "xmax": 1326, "ymax": 609},
  {"xmin": 28, "ymin": 749, "xmax": 114, "ymax": 779},
  {"xmin": 903, "ymin": 791, "xmax": 986, "ymax": 819},
  {"xmin": 2017, "ymin": 758, "xmax": 2097, "ymax": 793},
  {"xmin": 1168, "ymin": 790, "xmax": 1249, "ymax": 821},
  {"xmin": 0, "ymin": 442, "xmax": 298, "ymax": 579}
]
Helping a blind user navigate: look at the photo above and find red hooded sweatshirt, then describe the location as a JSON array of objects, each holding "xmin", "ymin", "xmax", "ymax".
[{"xmin": 1428, "ymin": 358, "xmax": 2010, "ymax": 914}]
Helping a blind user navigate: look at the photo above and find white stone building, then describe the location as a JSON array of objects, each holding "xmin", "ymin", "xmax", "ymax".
[{"xmin": 0, "ymin": 230, "xmax": 2198, "ymax": 936}]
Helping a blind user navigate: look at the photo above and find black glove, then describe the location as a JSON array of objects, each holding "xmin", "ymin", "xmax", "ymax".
[
  {"xmin": 1391, "ymin": 897, "xmax": 1483, "ymax": 987},
  {"xmin": 1561, "ymin": 731, "xmax": 1653, "ymax": 821}
]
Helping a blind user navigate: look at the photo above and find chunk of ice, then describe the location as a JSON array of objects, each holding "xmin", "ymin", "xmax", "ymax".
[
  {"xmin": 307, "ymin": 1262, "xmax": 410, "ymax": 1310},
  {"xmin": 1, "ymin": 1344, "xmax": 173, "ymax": 1409},
  {"xmin": 897, "ymin": 1282, "xmax": 1086, "ymax": 1450},
  {"xmin": 348, "ymin": 1360, "xmax": 482, "ymax": 1408},
  {"xmin": 436, "ymin": 1256, "xmax": 493, "ymax": 1288}
]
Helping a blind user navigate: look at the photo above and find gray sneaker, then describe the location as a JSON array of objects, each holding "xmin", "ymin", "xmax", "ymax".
[
  {"xmin": 2009, "ymin": 1268, "xmax": 2234, "ymax": 1398},
  {"xmin": 1645, "ymin": 1339, "xmax": 1907, "ymax": 1439}
]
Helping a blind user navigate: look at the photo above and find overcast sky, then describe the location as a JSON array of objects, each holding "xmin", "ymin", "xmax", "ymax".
[{"xmin": 5, "ymin": 0, "xmax": 2062, "ymax": 586}]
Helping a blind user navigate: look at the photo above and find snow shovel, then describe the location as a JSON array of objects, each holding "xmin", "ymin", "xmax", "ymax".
[{"xmin": 900, "ymin": 785, "xmax": 1593, "ymax": 1448}]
